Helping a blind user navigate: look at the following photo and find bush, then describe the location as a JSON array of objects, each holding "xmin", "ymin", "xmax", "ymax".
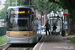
[
  {"xmin": 66, "ymin": 37, "xmax": 72, "ymax": 40},
  {"xmin": 70, "ymin": 39, "xmax": 75, "ymax": 42}
]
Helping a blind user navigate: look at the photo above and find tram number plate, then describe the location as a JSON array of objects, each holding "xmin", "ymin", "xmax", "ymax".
[{"xmin": 24, "ymin": 34, "xmax": 27, "ymax": 36}]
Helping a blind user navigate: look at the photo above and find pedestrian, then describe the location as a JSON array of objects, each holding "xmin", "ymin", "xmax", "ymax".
[
  {"xmin": 52, "ymin": 21, "xmax": 57, "ymax": 35},
  {"xmin": 45, "ymin": 21, "xmax": 50, "ymax": 35}
]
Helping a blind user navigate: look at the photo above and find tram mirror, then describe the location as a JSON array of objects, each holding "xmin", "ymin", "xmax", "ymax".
[
  {"xmin": 5, "ymin": 14, "xmax": 8, "ymax": 21},
  {"xmin": 5, "ymin": 12, "xmax": 8, "ymax": 21}
]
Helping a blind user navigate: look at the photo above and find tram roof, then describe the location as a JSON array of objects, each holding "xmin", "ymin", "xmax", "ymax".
[{"xmin": 7, "ymin": 6, "xmax": 30, "ymax": 9}]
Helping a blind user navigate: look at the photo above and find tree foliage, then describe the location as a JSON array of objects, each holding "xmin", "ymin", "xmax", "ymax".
[
  {"xmin": 49, "ymin": 0, "xmax": 75, "ymax": 18},
  {"xmin": 31, "ymin": 0, "xmax": 61, "ymax": 23},
  {"xmin": 18, "ymin": 0, "xmax": 29, "ymax": 6},
  {"xmin": 31, "ymin": 0, "xmax": 57, "ymax": 15},
  {"xmin": 0, "ymin": 0, "xmax": 16, "ymax": 19}
]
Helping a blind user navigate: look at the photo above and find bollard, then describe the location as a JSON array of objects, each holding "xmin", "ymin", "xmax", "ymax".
[{"xmin": 62, "ymin": 29, "xmax": 65, "ymax": 36}]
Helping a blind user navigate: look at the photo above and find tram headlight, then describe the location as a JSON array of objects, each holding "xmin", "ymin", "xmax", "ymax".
[
  {"xmin": 30, "ymin": 31, "xmax": 33, "ymax": 33},
  {"xmin": 11, "ymin": 10, "xmax": 14, "ymax": 14},
  {"xmin": 6, "ymin": 31, "xmax": 9, "ymax": 36},
  {"xmin": 30, "ymin": 31, "xmax": 33, "ymax": 36}
]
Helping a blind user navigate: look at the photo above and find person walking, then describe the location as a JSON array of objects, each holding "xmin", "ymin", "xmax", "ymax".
[
  {"xmin": 45, "ymin": 21, "xmax": 50, "ymax": 35},
  {"xmin": 52, "ymin": 21, "xmax": 57, "ymax": 35}
]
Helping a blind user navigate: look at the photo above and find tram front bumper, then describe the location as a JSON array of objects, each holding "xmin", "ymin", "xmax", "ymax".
[{"xmin": 6, "ymin": 36, "xmax": 36, "ymax": 43}]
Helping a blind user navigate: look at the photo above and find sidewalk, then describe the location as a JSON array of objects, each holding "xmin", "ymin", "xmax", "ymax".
[{"xmin": 33, "ymin": 35, "xmax": 75, "ymax": 50}]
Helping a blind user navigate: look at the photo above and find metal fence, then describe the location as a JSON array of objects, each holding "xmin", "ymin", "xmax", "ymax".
[{"xmin": 0, "ymin": 19, "xmax": 6, "ymax": 36}]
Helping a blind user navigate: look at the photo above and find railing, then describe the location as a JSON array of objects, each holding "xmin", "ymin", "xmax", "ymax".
[{"xmin": 0, "ymin": 19, "xmax": 6, "ymax": 36}]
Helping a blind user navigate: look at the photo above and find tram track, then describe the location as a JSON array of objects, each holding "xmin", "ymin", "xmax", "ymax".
[
  {"xmin": 4, "ymin": 43, "xmax": 35, "ymax": 50},
  {"xmin": 2, "ymin": 43, "xmax": 36, "ymax": 50}
]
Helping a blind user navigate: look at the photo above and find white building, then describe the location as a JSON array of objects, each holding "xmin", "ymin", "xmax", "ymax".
[
  {"xmin": 0, "ymin": 0, "xmax": 5, "ymax": 10},
  {"xmin": 0, "ymin": 0, "xmax": 6, "ymax": 5}
]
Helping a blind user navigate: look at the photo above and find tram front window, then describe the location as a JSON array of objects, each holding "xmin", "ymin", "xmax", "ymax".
[
  {"xmin": 7, "ymin": 18, "xmax": 29, "ymax": 31},
  {"xmin": 18, "ymin": 19, "xmax": 28, "ymax": 31}
]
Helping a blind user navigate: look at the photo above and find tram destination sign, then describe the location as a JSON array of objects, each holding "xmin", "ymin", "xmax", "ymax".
[
  {"xmin": 18, "ymin": 11, "xmax": 29, "ymax": 14},
  {"xmin": 11, "ymin": 10, "xmax": 30, "ymax": 14},
  {"xmin": 11, "ymin": 8, "xmax": 30, "ymax": 14}
]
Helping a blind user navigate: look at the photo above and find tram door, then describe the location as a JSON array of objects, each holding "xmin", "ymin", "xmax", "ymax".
[{"xmin": 50, "ymin": 17, "xmax": 62, "ymax": 35}]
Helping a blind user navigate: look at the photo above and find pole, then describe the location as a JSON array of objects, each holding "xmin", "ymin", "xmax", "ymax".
[
  {"xmin": 16, "ymin": 0, "xmax": 17, "ymax": 6},
  {"xmin": 5, "ymin": 0, "xmax": 7, "ymax": 7},
  {"xmin": 10, "ymin": 0, "xmax": 12, "ymax": 6},
  {"xmin": 65, "ymin": 16, "xmax": 67, "ymax": 36},
  {"xmin": 41, "ymin": 15, "xmax": 42, "ymax": 26},
  {"xmin": 29, "ymin": 0, "xmax": 30, "ymax": 7}
]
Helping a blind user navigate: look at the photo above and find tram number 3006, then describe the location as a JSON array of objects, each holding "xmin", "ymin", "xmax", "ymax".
[{"xmin": 24, "ymin": 34, "xmax": 27, "ymax": 36}]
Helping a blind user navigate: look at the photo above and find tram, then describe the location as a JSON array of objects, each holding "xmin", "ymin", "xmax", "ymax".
[{"xmin": 5, "ymin": 6, "xmax": 41, "ymax": 43}]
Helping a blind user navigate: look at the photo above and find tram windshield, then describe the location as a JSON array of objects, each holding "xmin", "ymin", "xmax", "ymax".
[
  {"xmin": 6, "ymin": 7, "xmax": 33, "ymax": 31},
  {"xmin": 7, "ymin": 18, "xmax": 31, "ymax": 31},
  {"xmin": 18, "ymin": 18, "xmax": 29, "ymax": 31}
]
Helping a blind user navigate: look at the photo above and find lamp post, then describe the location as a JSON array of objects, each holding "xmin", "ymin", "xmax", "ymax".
[
  {"xmin": 29, "ymin": 0, "xmax": 31, "ymax": 7},
  {"xmin": 16, "ymin": 0, "xmax": 17, "ymax": 6},
  {"xmin": 42, "ymin": 15, "xmax": 44, "ymax": 25},
  {"xmin": 10, "ymin": 0, "xmax": 12, "ymax": 6}
]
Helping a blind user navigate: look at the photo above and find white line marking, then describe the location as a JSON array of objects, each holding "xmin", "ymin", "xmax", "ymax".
[
  {"xmin": 33, "ymin": 36, "xmax": 44, "ymax": 50},
  {"xmin": 39, "ymin": 36, "xmax": 47, "ymax": 50}
]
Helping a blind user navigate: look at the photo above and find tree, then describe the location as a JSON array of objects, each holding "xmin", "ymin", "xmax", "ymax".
[
  {"xmin": 17, "ymin": 0, "xmax": 29, "ymax": 6},
  {"xmin": 49, "ymin": 0, "xmax": 75, "ymax": 35},
  {"xmin": 31, "ymin": 0, "xmax": 57, "ymax": 25},
  {"xmin": 0, "ymin": 0, "xmax": 17, "ymax": 19},
  {"xmin": 32, "ymin": 0, "xmax": 56, "ymax": 15}
]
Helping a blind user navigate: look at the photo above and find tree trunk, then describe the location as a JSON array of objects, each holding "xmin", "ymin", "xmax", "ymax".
[
  {"xmin": 68, "ymin": 17, "xmax": 75, "ymax": 35},
  {"xmin": 44, "ymin": 13, "xmax": 47, "ymax": 25}
]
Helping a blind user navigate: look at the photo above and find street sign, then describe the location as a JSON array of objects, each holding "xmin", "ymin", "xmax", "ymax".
[
  {"xmin": 64, "ymin": 21, "xmax": 68, "ymax": 29},
  {"xmin": 64, "ymin": 24, "xmax": 67, "ymax": 29},
  {"xmin": 64, "ymin": 21, "xmax": 67, "ymax": 24},
  {"xmin": 63, "ymin": 9, "xmax": 68, "ymax": 16}
]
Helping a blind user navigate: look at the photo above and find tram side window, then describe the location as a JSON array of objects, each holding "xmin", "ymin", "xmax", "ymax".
[{"xmin": 29, "ymin": 21, "xmax": 33, "ymax": 30}]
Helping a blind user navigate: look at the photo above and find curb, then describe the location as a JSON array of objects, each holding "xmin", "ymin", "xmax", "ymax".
[{"xmin": 33, "ymin": 35, "xmax": 44, "ymax": 50}]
